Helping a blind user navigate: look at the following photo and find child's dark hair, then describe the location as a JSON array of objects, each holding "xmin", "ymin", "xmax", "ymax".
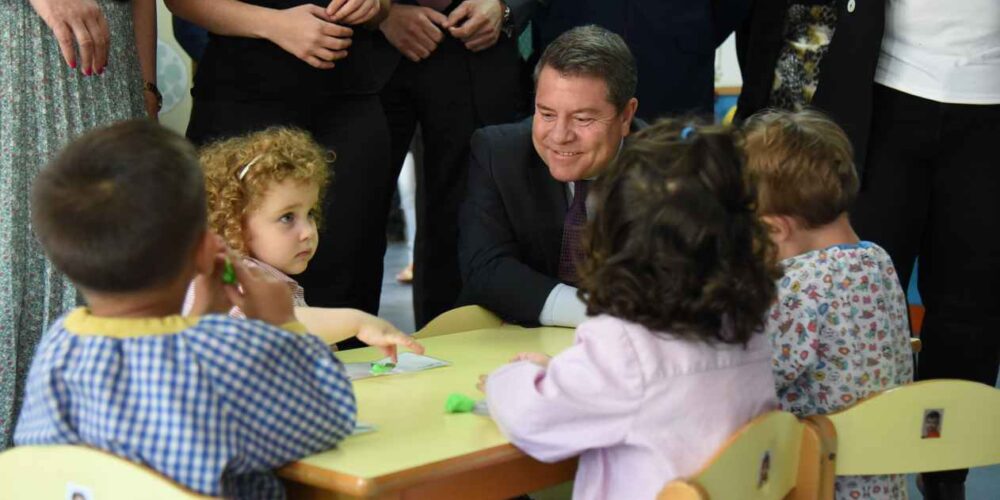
[
  {"xmin": 578, "ymin": 119, "xmax": 780, "ymax": 345},
  {"xmin": 31, "ymin": 120, "xmax": 206, "ymax": 292}
]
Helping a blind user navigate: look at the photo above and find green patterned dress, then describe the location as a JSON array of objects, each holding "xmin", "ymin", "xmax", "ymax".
[{"xmin": 0, "ymin": 0, "xmax": 145, "ymax": 448}]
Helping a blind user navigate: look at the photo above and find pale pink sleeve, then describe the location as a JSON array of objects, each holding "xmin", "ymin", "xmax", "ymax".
[{"xmin": 485, "ymin": 317, "xmax": 644, "ymax": 462}]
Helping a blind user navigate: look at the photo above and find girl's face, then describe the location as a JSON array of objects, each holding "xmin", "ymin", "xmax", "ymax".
[{"xmin": 244, "ymin": 180, "xmax": 320, "ymax": 275}]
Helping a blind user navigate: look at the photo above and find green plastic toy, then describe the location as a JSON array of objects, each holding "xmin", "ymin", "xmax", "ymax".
[
  {"xmin": 444, "ymin": 393, "xmax": 477, "ymax": 413},
  {"xmin": 221, "ymin": 258, "xmax": 237, "ymax": 285},
  {"xmin": 369, "ymin": 361, "xmax": 395, "ymax": 375}
]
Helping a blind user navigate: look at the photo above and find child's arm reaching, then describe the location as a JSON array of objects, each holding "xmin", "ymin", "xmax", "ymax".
[
  {"xmin": 484, "ymin": 318, "xmax": 643, "ymax": 462},
  {"xmin": 294, "ymin": 307, "xmax": 424, "ymax": 362}
]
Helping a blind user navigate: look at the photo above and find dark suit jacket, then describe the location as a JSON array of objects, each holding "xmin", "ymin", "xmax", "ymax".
[
  {"xmin": 457, "ymin": 119, "xmax": 563, "ymax": 324},
  {"xmin": 458, "ymin": 118, "xmax": 644, "ymax": 325},
  {"xmin": 532, "ymin": 0, "xmax": 751, "ymax": 120},
  {"xmin": 735, "ymin": 0, "xmax": 885, "ymax": 172}
]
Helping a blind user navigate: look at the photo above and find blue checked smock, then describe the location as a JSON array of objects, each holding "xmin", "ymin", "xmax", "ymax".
[{"xmin": 14, "ymin": 308, "xmax": 356, "ymax": 499}]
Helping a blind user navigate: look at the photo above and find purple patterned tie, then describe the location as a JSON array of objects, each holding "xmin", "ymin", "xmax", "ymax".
[
  {"xmin": 558, "ymin": 180, "xmax": 590, "ymax": 285},
  {"xmin": 416, "ymin": 0, "xmax": 452, "ymax": 11}
]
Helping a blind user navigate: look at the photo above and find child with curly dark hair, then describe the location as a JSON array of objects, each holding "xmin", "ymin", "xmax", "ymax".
[{"xmin": 482, "ymin": 120, "xmax": 781, "ymax": 499}]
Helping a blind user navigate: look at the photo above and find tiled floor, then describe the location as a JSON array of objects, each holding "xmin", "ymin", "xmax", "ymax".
[{"xmin": 377, "ymin": 242, "xmax": 1000, "ymax": 499}]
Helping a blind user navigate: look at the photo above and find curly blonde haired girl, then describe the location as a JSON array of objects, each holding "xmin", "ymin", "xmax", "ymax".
[
  {"xmin": 189, "ymin": 127, "xmax": 424, "ymax": 358},
  {"xmin": 199, "ymin": 127, "xmax": 331, "ymax": 255}
]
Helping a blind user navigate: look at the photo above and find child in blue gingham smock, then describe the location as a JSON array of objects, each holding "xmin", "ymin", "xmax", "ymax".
[{"xmin": 13, "ymin": 120, "xmax": 355, "ymax": 499}]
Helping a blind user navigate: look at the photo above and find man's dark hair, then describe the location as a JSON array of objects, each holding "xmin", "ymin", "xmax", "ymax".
[
  {"xmin": 534, "ymin": 25, "xmax": 638, "ymax": 112},
  {"xmin": 32, "ymin": 120, "xmax": 206, "ymax": 292}
]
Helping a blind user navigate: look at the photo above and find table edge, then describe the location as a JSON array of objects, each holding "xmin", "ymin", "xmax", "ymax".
[{"xmin": 279, "ymin": 443, "xmax": 542, "ymax": 496}]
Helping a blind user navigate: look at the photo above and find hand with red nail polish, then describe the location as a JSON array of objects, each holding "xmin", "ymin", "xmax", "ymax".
[{"xmin": 29, "ymin": 0, "xmax": 111, "ymax": 75}]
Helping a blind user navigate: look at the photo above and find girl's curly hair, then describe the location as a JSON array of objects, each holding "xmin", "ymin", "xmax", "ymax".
[
  {"xmin": 199, "ymin": 127, "xmax": 332, "ymax": 253},
  {"xmin": 578, "ymin": 119, "xmax": 781, "ymax": 346}
]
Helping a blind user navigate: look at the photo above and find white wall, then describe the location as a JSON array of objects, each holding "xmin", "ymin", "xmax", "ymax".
[{"xmin": 155, "ymin": 0, "xmax": 193, "ymax": 134}]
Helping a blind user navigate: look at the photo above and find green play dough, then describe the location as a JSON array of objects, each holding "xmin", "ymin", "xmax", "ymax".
[
  {"xmin": 370, "ymin": 362, "xmax": 395, "ymax": 375},
  {"xmin": 445, "ymin": 393, "xmax": 476, "ymax": 413},
  {"xmin": 221, "ymin": 259, "xmax": 237, "ymax": 285}
]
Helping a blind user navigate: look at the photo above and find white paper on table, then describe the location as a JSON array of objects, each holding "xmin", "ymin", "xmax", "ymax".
[{"xmin": 343, "ymin": 352, "xmax": 451, "ymax": 381}]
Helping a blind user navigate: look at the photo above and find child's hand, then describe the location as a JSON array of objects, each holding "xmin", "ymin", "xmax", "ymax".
[
  {"xmin": 510, "ymin": 352, "xmax": 551, "ymax": 367},
  {"xmin": 188, "ymin": 237, "xmax": 234, "ymax": 316},
  {"xmin": 188, "ymin": 254, "xmax": 235, "ymax": 316},
  {"xmin": 354, "ymin": 311, "xmax": 425, "ymax": 363},
  {"xmin": 224, "ymin": 259, "xmax": 297, "ymax": 327}
]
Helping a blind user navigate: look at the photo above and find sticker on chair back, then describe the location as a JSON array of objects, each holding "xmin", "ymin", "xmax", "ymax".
[
  {"xmin": 922, "ymin": 408, "xmax": 943, "ymax": 439},
  {"xmin": 757, "ymin": 450, "xmax": 771, "ymax": 488},
  {"xmin": 66, "ymin": 483, "xmax": 94, "ymax": 500}
]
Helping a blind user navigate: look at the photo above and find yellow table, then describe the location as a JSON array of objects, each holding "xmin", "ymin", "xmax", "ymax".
[{"xmin": 279, "ymin": 326, "xmax": 578, "ymax": 499}]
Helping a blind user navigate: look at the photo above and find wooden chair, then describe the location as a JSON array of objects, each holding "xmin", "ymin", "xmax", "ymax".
[
  {"xmin": 413, "ymin": 305, "xmax": 503, "ymax": 339},
  {"xmin": 808, "ymin": 379, "xmax": 1000, "ymax": 500},
  {"xmin": 659, "ymin": 411, "xmax": 829, "ymax": 500},
  {"xmin": 0, "ymin": 445, "xmax": 216, "ymax": 500}
]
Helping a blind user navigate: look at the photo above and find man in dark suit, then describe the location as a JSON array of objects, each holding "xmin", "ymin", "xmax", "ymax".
[
  {"xmin": 532, "ymin": 0, "xmax": 750, "ymax": 120},
  {"xmin": 376, "ymin": 0, "xmax": 537, "ymax": 330},
  {"xmin": 458, "ymin": 26, "xmax": 639, "ymax": 326}
]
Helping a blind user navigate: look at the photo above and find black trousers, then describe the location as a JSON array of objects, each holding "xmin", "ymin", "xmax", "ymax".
[
  {"xmin": 187, "ymin": 94, "xmax": 393, "ymax": 348},
  {"xmin": 852, "ymin": 84, "xmax": 1000, "ymax": 483},
  {"xmin": 380, "ymin": 36, "xmax": 526, "ymax": 328}
]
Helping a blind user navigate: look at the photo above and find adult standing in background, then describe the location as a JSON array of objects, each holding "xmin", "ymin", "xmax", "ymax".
[
  {"xmin": 532, "ymin": 0, "xmax": 750, "ymax": 120},
  {"xmin": 850, "ymin": 3, "xmax": 1000, "ymax": 498},
  {"xmin": 168, "ymin": 0, "xmax": 396, "ymax": 349},
  {"xmin": 0, "ymin": 0, "xmax": 156, "ymax": 448},
  {"xmin": 735, "ymin": 0, "xmax": 886, "ymax": 168},
  {"xmin": 738, "ymin": 1, "xmax": 1000, "ymax": 497},
  {"xmin": 376, "ymin": 0, "xmax": 533, "ymax": 329}
]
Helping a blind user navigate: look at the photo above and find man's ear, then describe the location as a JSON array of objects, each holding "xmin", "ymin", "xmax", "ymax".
[
  {"xmin": 620, "ymin": 97, "xmax": 639, "ymax": 136},
  {"xmin": 760, "ymin": 214, "xmax": 795, "ymax": 243},
  {"xmin": 193, "ymin": 231, "xmax": 224, "ymax": 275}
]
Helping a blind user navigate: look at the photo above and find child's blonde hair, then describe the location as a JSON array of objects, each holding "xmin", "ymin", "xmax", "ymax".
[
  {"xmin": 742, "ymin": 109, "xmax": 858, "ymax": 228},
  {"xmin": 200, "ymin": 127, "xmax": 331, "ymax": 253}
]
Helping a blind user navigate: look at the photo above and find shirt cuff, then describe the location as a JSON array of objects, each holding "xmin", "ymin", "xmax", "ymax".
[{"xmin": 538, "ymin": 284, "xmax": 588, "ymax": 327}]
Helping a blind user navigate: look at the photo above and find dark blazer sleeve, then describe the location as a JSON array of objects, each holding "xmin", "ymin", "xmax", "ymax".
[
  {"xmin": 458, "ymin": 128, "xmax": 560, "ymax": 325},
  {"xmin": 505, "ymin": 0, "xmax": 539, "ymax": 36},
  {"xmin": 711, "ymin": 0, "xmax": 752, "ymax": 47}
]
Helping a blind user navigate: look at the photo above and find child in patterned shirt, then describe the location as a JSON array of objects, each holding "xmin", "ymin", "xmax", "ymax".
[
  {"xmin": 15, "ymin": 121, "xmax": 355, "ymax": 498},
  {"xmin": 744, "ymin": 109, "xmax": 914, "ymax": 500}
]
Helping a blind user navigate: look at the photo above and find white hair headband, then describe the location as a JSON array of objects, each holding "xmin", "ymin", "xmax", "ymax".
[{"xmin": 237, "ymin": 154, "xmax": 263, "ymax": 181}]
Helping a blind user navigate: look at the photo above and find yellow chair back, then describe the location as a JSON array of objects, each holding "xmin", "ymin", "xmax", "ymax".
[
  {"xmin": 659, "ymin": 411, "xmax": 828, "ymax": 500},
  {"xmin": 0, "ymin": 445, "xmax": 216, "ymax": 500},
  {"xmin": 809, "ymin": 379, "xmax": 1000, "ymax": 477},
  {"xmin": 414, "ymin": 305, "xmax": 504, "ymax": 339}
]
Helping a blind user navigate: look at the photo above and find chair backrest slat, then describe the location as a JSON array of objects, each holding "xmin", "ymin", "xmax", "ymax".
[{"xmin": 810, "ymin": 379, "xmax": 1000, "ymax": 476}]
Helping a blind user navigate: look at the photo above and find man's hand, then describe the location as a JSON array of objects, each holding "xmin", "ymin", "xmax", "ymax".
[
  {"xmin": 446, "ymin": 0, "xmax": 503, "ymax": 52},
  {"xmin": 326, "ymin": 0, "xmax": 380, "ymax": 25},
  {"xmin": 266, "ymin": 4, "xmax": 353, "ymax": 69},
  {"xmin": 379, "ymin": 4, "xmax": 448, "ymax": 62}
]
